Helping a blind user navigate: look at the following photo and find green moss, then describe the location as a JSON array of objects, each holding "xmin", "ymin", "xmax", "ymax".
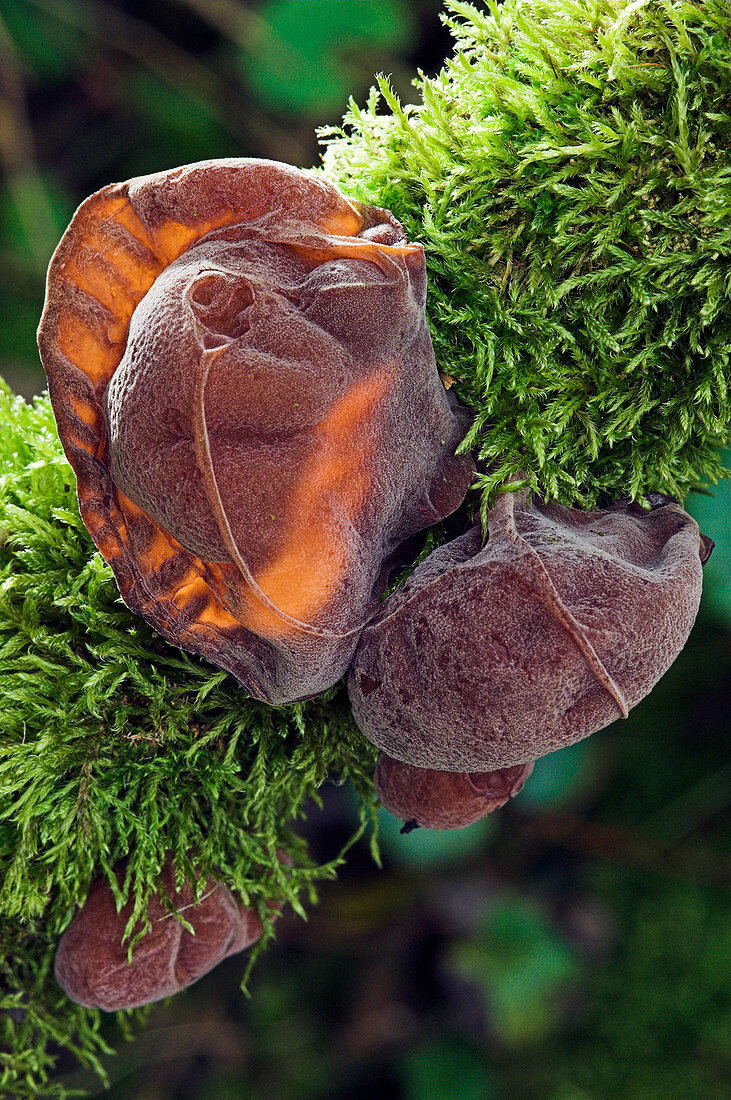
[
  {"xmin": 321, "ymin": 0, "xmax": 731, "ymax": 512},
  {"xmin": 0, "ymin": 381, "xmax": 378, "ymax": 1096}
]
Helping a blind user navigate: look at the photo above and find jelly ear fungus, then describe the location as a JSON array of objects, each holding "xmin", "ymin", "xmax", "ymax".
[
  {"xmin": 375, "ymin": 753, "xmax": 534, "ymax": 830},
  {"xmin": 37, "ymin": 159, "xmax": 473, "ymax": 704},
  {"xmin": 54, "ymin": 857, "xmax": 267, "ymax": 1011},
  {"xmin": 348, "ymin": 490, "xmax": 712, "ymax": 773}
]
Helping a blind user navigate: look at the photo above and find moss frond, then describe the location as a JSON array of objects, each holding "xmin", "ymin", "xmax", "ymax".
[{"xmin": 321, "ymin": 0, "xmax": 731, "ymax": 509}]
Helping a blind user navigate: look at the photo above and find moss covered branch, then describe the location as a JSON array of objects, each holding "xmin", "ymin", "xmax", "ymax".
[{"xmin": 2, "ymin": 0, "xmax": 730, "ymax": 1093}]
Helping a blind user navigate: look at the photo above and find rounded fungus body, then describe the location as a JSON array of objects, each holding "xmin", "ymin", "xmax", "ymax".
[
  {"xmin": 54, "ymin": 859, "xmax": 266, "ymax": 1012},
  {"xmin": 375, "ymin": 752, "xmax": 534, "ymax": 830},
  {"xmin": 349, "ymin": 490, "xmax": 712, "ymax": 771},
  {"xmin": 38, "ymin": 158, "xmax": 473, "ymax": 704}
]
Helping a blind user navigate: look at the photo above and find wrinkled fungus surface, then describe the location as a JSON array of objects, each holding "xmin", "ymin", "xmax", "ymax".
[
  {"xmin": 54, "ymin": 859, "xmax": 264, "ymax": 1011},
  {"xmin": 375, "ymin": 752, "xmax": 534, "ymax": 830},
  {"xmin": 349, "ymin": 491, "xmax": 712, "ymax": 771},
  {"xmin": 38, "ymin": 159, "xmax": 473, "ymax": 703}
]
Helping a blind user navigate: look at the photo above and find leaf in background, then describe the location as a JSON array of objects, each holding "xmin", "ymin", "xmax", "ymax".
[
  {"xmin": 0, "ymin": 168, "xmax": 74, "ymax": 394},
  {"xmin": 447, "ymin": 896, "xmax": 579, "ymax": 1047},
  {"xmin": 240, "ymin": 0, "xmax": 413, "ymax": 116},
  {"xmin": 402, "ymin": 1037, "xmax": 497, "ymax": 1100},
  {"xmin": 686, "ymin": 456, "xmax": 731, "ymax": 627},
  {"xmin": 0, "ymin": 291, "xmax": 45, "ymax": 396},
  {"xmin": 125, "ymin": 71, "xmax": 233, "ymax": 168},
  {"xmin": 377, "ymin": 804, "xmax": 495, "ymax": 870},
  {"xmin": 516, "ymin": 736, "xmax": 604, "ymax": 813},
  {"xmin": 0, "ymin": 171, "xmax": 73, "ymax": 270},
  {"xmin": 0, "ymin": 0, "xmax": 82, "ymax": 80}
]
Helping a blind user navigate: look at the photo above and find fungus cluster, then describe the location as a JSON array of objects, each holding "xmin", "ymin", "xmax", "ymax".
[{"xmin": 38, "ymin": 158, "xmax": 713, "ymax": 1009}]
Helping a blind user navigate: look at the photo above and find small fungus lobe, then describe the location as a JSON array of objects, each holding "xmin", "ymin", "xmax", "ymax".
[
  {"xmin": 376, "ymin": 752, "xmax": 534, "ymax": 830},
  {"xmin": 54, "ymin": 858, "xmax": 266, "ymax": 1011}
]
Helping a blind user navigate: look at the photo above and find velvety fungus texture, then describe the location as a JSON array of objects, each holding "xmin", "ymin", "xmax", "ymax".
[
  {"xmin": 37, "ymin": 158, "xmax": 473, "ymax": 704},
  {"xmin": 375, "ymin": 752, "xmax": 534, "ymax": 830},
  {"xmin": 54, "ymin": 859, "xmax": 265, "ymax": 1012},
  {"xmin": 349, "ymin": 491, "xmax": 712, "ymax": 771}
]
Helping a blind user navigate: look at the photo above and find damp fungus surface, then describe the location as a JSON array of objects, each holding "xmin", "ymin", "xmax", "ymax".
[
  {"xmin": 37, "ymin": 158, "xmax": 473, "ymax": 704},
  {"xmin": 375, "ymin": 752, "xmax": 534, "ymax": 830},
  {"xmin": 54, "ymin": 859, "xmax": 266, "ymax": 1012},
  {"xmin": 349, "ymin": 490, "xmax": 712, "ymax": 771}
]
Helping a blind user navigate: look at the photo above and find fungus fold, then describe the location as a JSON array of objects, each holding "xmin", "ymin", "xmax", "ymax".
[
  {"xmin": 38, "ymin": 158, "xmax": 473, "ymax": 703},
  {"xmin": 349, "ymin": 491, "xmax": 712, "ymax": 771}
]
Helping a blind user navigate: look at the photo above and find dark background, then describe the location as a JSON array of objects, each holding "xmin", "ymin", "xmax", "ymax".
[{"xmin": 1, "ymin": 1, "xmax": 729, "ymax": 1096}]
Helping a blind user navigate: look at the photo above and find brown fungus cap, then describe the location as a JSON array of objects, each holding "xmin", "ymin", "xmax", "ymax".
[
  {"xmin": 375, "ymin": 752, "xmax": 534, "ymax": 830},
  {"xmin": 54, "ymin": 858, "xmax": 267, "ymax": 1012},
  {"xmin": 37, "ymin": 159, "xmax": 473, "ymax": 703},
  {"xmin": 348, "ymin": 490, "xmax": 711, "ymax": 771}
]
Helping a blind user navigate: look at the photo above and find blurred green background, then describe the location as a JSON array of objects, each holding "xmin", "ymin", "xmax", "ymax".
[{"xmin": 0, "ymin": 0, "xmax": 729, "ymax": 1096}]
